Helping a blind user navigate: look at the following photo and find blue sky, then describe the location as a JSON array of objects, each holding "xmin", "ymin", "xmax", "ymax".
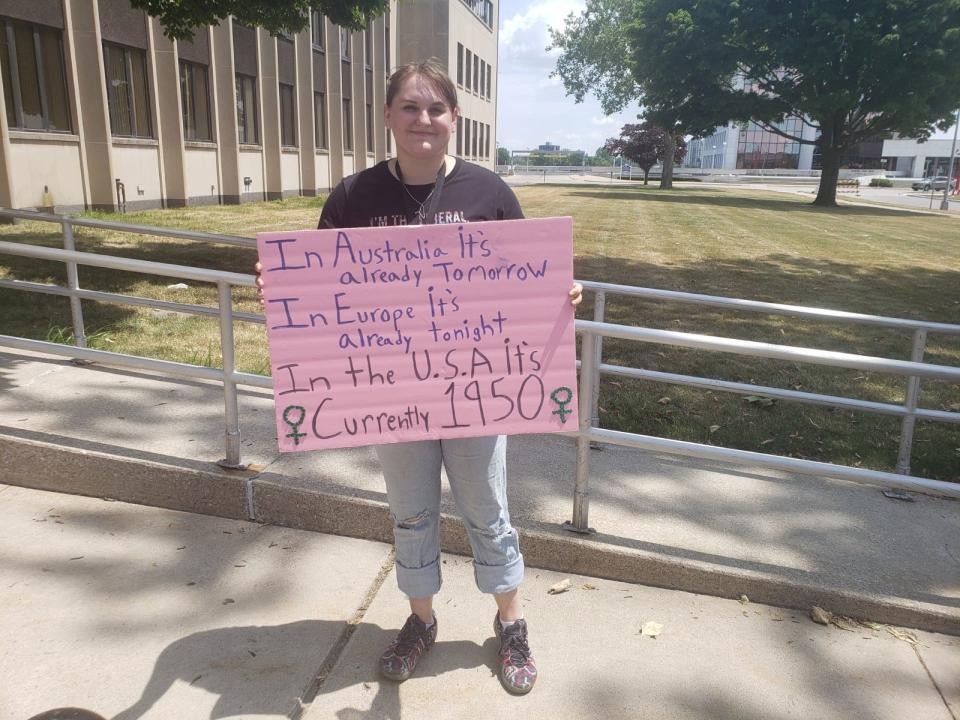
[{"xmin": 496, "ymin": 1, "xmax": 642, "ymax": 154}]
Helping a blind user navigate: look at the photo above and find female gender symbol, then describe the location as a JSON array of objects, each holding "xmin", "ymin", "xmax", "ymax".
[
  {"xmin": 282, "ymin": 405, "xmax": 307, "ymax": 446},
  {"xmin": 550, "ymin": 386, "xmax": 574, "ymax": 423}
]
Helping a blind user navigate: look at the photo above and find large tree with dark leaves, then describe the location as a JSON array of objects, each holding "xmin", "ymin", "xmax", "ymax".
[
  {"xmin": 605, "ymin": 124, "xmax": 687, "ymax": 184},
  {"xmin": 132, "ymin": 0, "xmax": 389, "ymax": 40},
  {"xmin": 552, "ymin": 0, "xmax": 960, "ymax": 205}
]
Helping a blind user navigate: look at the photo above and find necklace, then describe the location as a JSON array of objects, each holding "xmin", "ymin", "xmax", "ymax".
[{"xmin": 394, "ymin": 159, "xmax": 446, "ymax": 225}]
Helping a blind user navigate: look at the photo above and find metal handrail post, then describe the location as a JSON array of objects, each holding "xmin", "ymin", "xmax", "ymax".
[
  {"xmin": 216, "ymin": 281, "xmax": 245, "ymax": 469},
  {"xmin": 895, "ymin": 329, "xmax": 927, "ymax": 475},
  {"xmin": 568, "ymin": 330, "xmax": 598, "ymax": 533},
  {"xmin": 61, "ymin": 221, "xmax": 87, "ymax": 348},
  {"xmin": 590, "ymin": 290, "xmax": 606, "ymax": 435}
]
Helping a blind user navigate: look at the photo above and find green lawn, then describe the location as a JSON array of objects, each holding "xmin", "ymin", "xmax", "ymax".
[{"xmin": 1, "ymin": 186, "xmax": 958, "ymax": 481}]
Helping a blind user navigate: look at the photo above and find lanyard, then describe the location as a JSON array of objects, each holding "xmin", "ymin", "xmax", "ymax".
[{"xmin": 395, "ymin": 159, "xmax": 447, "ymax": 225}]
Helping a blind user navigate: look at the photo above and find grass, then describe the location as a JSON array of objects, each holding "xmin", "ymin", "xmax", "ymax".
[{"xmin": 1, "ymin": 187, "xmax": 958, "ymax": 481}]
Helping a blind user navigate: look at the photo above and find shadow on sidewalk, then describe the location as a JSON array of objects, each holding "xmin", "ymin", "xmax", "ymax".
[{"xmin": 104, "ymin": 621, "xmax": 490, "ymax": 720}]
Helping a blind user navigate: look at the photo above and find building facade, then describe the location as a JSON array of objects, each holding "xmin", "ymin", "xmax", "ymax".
[{"xmin": 0, "ymin": 0, "xmax": 499, "ymax": 213}]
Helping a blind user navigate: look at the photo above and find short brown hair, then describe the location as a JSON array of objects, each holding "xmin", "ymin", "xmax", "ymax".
[{"xmin": 386, "ymin": 58, "xmax": 458, "ymax": 111}]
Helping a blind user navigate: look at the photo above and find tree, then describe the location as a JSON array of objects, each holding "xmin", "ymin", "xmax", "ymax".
[
  {"xmin": 591, "ymin": 146, "xmax": 614, "ymax": 166},
  {"xmin": 497, "ymin": 147, "xmax": 511, "ymax": 165},
  {"xmin": 132, "ymin": 0, "xmax": 389, "ymax": 40},
  {"xmin": 605, "ymin": 124, "xmax": 686, "ymax": 184},
  {"xmin": 550, "ymin": 0, "xmax": 726, "ymax": 189}
]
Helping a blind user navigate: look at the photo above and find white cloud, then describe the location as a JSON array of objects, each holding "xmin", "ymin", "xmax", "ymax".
[{"xmin": 497, "ymin": 1, "xmax": 642, "ymax": 152}]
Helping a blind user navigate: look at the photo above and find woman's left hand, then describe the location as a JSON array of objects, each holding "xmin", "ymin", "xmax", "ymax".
[{"xmin": 569, "ymin": 282, "xmax": 583, "ymax": 306}]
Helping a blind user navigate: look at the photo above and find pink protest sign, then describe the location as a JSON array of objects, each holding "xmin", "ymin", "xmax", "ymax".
[{"xmin": 257, "ymin": 217, "xmax": 578, "ymax": 452}]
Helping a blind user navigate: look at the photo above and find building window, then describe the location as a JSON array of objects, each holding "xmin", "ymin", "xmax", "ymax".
[
  {"xmin": 179, "ymin": 60, "xmax": 211, "ymax": 141},
  {"xmin": 479, "ymin": 61, "xmax": 485, "ymax": 99},
  {"xmin": 0, "ymin": 17, "xmax": 71, "ymax": 132},
  {"xmin": 311, "ymin": 11, "xmax": 324, "ymax": 48},
  {"xmin": 340, "ymin": 27, "xmax": 351, "ymax": 59},
  {"xmin": 473, "ymin": 54, "xmax": 479, "ymax": 94},
  {"xmin": 465, "ymin": 49, "xmax": 472, "ymax": 90},
  {"xmin": 472, "ymin": 119, "xmax": 478, "ymax": 157},
  {"xmin": 103, "ymin": 42, "xmax": 151, "ymax": 138},
  {"xmin": 486, "ymin": 64, "xmax": 492, "ymax": 98},
  {"xmin": 364, "ymin": 29, "xmax": 372, "ymax": 67},
  {"xmin": 478, "ymin": 122, "xmax": 483, "ymax": 159},
  {"xmin": 485, "ymin": 122, "xmax": 490, "ymax": 158},
  {"xmin": 463, "ymin": 116, "xmax": 470, "ymax": 159},
  {"xmin": 456, "ymin": 43, "xmax": 463, "ymax": 86},
  {"xmin": 279, "ymin": 82, "xmax": 296, "ymax": 146},
  {"xmin": 342, "ymin": 98, "xmax": 353, "ymax": 150},
  {"xmin": 314, "ymin": 91, "xmax": 327, "ymax": 149},
  {"xmin": 235, "ymin": 73, "xmax": 258, "ymax": 144},
  {"xmin": 456, "ymin": 116, "xmax": 462, "ymax": 155}
]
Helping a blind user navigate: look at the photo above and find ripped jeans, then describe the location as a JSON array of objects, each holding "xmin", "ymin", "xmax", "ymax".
[{"xmin": 375, "ymin": 435, "xmax": 524, "ymax": 598}]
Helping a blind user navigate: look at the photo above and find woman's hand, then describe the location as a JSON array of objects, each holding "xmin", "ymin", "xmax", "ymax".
[
  {"xmin": 569, "ymin": 282, "xmax": 583, "ymax": 307},
  {"xmin": 254, "ymin": 261, "xmax": 265, "ymax": 309}
]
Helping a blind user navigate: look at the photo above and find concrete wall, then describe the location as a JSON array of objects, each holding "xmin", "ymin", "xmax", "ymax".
[
  {"xmin": 7, "ymin": 135, "xmax": 86, "ymax": 211},
  {"xmin": 280, "ymin": 150, "xmax": 301, "ymax": 196},
  {"xmin": 184, "ymin": 147, "xmax": 220, "ymax": 204},
  {"xmin": 238, "ymin": 149, "xmax": 266, "ymax": 201},
  {"xmin": 112, "ymin": 142, "xmax": 163, "ymax": 210}
]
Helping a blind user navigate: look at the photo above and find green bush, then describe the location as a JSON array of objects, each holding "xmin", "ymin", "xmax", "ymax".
[{"xmin": 869, "ymin": 178, "xmax": 894, "ymax": 187}]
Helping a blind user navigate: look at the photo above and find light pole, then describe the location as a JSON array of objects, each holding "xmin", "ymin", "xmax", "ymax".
[{"xmin": 940, "ymin": 108, "xmax": 960, "ymax": 211}]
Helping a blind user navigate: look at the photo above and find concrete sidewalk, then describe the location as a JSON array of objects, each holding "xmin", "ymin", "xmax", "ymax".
[
  {"xmin": 2, "ymin": 484, "xmax": 957, "ymax": 720},
  {"xmin": 2, "ymin": 347, "xmax": 959, "ymax": 637}
]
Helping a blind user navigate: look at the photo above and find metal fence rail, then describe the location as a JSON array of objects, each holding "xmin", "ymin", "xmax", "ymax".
[{"xmin": 1, "ymin": 209, "xmax": 958, "ymax": 532}]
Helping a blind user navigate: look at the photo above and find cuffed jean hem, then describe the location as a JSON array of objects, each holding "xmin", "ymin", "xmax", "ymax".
[
  {"xmin": 474, "ymin": 551, "xmax": 525, "ymax": 595},
  {"xmin": 395, "ymin": 554, "xmax": 443, "ymax": 599}
]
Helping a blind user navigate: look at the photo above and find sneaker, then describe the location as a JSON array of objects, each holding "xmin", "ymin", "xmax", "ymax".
[
  {"xmin": 494, "ymin": 613, "xmax": 537, "ymax": 694},
  {"xmin": 379, "ymin": 613, "xmax": 437, "ymax": 682}
]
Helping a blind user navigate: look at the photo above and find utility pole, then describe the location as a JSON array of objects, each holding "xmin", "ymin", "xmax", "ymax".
[{"xmin": 940, "ymin": 108, "xmax": 960, "ymax": 211}]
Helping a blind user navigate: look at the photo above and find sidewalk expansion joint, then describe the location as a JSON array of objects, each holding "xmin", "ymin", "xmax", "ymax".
[
  {"xmin": 290, "ymin": 547, "xmax": 396, "ymax": 719},
  {"xmin": 914, "ymin": 644, "xmax": 957, "ymax": 720}
]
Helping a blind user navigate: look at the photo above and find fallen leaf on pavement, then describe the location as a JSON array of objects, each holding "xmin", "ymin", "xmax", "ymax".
[
  {"xmin": 810, "ymin": 606, "xmax": 832, "ymax": 625},
  {"xmin": 582, "ymin": 583, "xmax": 598, "ymax": 590},
  {"xmin": 548, "ymin": 579, "xmax": 571, "ymax": 595},
  {"xmin": 640, "ymin": 621, "xmax": 663, "ymax": 637},
  {"xmin": 886, "ymin": 627, "xmax": 918, "ymax": 645}
]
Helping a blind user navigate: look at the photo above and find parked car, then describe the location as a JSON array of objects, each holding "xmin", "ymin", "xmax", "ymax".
[{"xmin": 911, "ymin": 176, "xmax": 957, "ymax": 191}]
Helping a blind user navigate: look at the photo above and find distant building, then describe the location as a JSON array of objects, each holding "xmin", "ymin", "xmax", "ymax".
[
  {"xmin": 0, "ymin": 0, "xmax": 500, "ymax": 213},
  {"xmin": 538, "ymin": 141, "xmax": 560, "ymax": 152},
  {"xmin": 882, "ymin": 128, "xmax": 960, "ymax": 177}
]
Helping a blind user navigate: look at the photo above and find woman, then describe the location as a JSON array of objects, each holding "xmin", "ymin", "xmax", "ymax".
[{"xmin": 258, "ymin": 59, "xmax": 581, "ymax": 695}]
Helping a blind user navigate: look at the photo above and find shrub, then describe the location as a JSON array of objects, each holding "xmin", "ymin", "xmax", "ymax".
[{"xmin": 869, "ymin": 178, "xmax": 894, "ymax": 187}]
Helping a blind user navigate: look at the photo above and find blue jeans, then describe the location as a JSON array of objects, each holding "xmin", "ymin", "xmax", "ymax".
[{"xmin": 375, "ymin": 435, "xmax": 524, "ymax": 598}]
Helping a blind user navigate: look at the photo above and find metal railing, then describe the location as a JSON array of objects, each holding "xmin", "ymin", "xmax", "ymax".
[{"xmin": 1, "ymin": 209, "xmax": 958, "ymax": 534}]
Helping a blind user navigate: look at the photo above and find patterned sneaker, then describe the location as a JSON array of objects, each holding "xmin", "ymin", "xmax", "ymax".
[
  {"xmin": 494, "ymin": 613, "xmax": 537, "ymax": 694},
  {"xmin": 379, "ymin": 613, "xmax": 437, "ymax": 682}
]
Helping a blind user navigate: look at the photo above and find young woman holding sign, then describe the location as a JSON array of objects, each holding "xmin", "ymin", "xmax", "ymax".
[{"xmin": 258, "ymin": 59, "xmax": 581, "ymax": 695}]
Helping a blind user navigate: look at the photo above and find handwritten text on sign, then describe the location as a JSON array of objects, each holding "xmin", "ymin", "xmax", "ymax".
[{"xmin": 257, "ymin": 217, "xmax": 578, "ymax": 452}]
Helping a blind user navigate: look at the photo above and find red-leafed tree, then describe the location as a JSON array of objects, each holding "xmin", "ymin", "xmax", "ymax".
[{"xmin": 604, "ymin": 124, "xmax": 687, "ymax": 184}]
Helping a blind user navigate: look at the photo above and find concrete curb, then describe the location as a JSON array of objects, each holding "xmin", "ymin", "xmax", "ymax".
[{"xmin": 3, "ymin": 432, "xmax": 957, "ymax": 636}]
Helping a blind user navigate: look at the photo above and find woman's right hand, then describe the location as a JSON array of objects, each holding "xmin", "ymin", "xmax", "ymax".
[{"xmin": 254, "ymin": 261, "xmax": 265, "ymax": 309}]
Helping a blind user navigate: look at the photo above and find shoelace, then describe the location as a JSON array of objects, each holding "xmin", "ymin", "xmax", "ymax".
[
  {"xmin": 502, "ymin": 630, "xmax": 531, "ymax": 665},
  {"xmin": 392, "ymin": 618, "xmax": 426, "ymax": 655}
]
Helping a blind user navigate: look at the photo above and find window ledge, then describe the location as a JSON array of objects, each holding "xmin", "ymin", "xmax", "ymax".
[
  {"xmin": 185, "ymin": 140, "xmax": 217, "ymax": 149},
  {"xmin": 112, "ymin": 136, "xmax": 158, "ymax": 147},
  {"xmin": 281, "ymin": 146, "xmax": 300, "ymax": 153},
  {"xmin": 239, "ymin": 143, "xmax": 262, "ymax": 151},
  {"xmin": 9, "ymin": 130, "xmax": 79, "ymax": 143},
  {"xmin": 315, "ymin": 148, "xmax": 329, "ymax": 155}
]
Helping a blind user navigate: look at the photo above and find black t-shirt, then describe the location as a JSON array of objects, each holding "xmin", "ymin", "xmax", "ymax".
[{"xmin": 318, "ymin": 159, "xmax": 524, "ymax": 229}]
